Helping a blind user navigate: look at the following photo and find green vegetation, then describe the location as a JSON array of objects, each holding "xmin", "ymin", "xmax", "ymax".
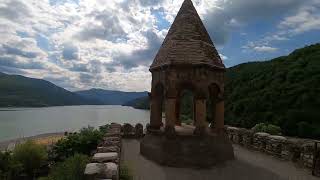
[
  {"xmin": 252, "ymin": 123, "xmax": 282, "ymax": 135},
  {"xmin": 0, "ymin": 126, "xmax": 105, "ymax": 179},
  {"xmin": 44, "ymin": 154, "xmax": 89, "ymax": 180},
  {"xmin": 0, "ymin": 141, "xmax": 47, "ymax": 179},
  {"xmin": 50, "ymin": 126, "xmax": 104, "ymax": 161},
  {"xmin": 123, "ymin": 96, "xmax": 150, "ymax": 109},
  {"xmin": 0, "ymin": 73, "xmax": 93, "ymax": 107},
  {"xmin": 225, "ymin": 44, "xmax": 320, "ymax": 139}
]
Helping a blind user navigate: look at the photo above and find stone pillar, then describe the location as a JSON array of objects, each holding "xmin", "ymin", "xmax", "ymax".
[
  {"xmin": 175, "ymin": 99, "xmax": 181, "ymax": 126},
  {"xmin": 165, "ymin": 98, "xmax": 177, "ymax": 135},
  {"xmin": 214, "ymin": 100, "xmax": 224, "ymax": 131},
  {"xmin": 194, "ymin": 98, "xmax": 206, "ymax": 135},
  {"xmin": 149, "ymin": 93, "xmax": 162, "ymax": 129}
]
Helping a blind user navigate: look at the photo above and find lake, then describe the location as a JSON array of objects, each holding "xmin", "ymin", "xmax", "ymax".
[{"xmin": 0, "ymin": 105, "xmax": 150, "ymax": 142}]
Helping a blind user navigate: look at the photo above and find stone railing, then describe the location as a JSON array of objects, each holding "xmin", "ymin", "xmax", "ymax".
[
  {"xmin": 83, "ymin": 123, "xmax": 144, "ymax": 180},
  {"xmin": 84, "ymin": 123, "xmax": 122, "ymax": 180},
  {"xmin": 226, "ymin": 126, "xmax": 319, "ymax": 173}
]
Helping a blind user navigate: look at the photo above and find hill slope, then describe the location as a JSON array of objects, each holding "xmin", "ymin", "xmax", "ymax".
[
  {"xmin": 75, "ymin": 89, "xmax": 148, "ymax": 105},
  {"xmin": 0, "ymin": 73, "xmax": 96, "ymax": 107},
  {"xmin": 225, "ymin": 43, "xmax": 320, "ymax": 138},
  {"xmin": 123, "ymin": 96, "xmax": 150, "ymax": 109}
]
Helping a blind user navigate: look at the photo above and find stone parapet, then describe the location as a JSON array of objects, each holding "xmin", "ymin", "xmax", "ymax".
[
  {"xmin": 226, "ymin": 126, "xmax": 319, "ymax": 175},
  {"xmin": 84, "ymin": 123, "xmax": 145, "ymax": 180}
]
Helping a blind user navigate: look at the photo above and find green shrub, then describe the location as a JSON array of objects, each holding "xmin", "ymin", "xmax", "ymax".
[
  {"xmin": 46, "ymin": 154, "xmax": 89, "ymax": 180},
  {"xmin": 51, "ymin": 126, "xmax": 103, "ymax": 161},
  {"xmin": 0, "ymin": 151, "xmax": 23, "ymax": 179},
  {"xmin": 12, "ymin": 140, "xmax": 48, "ymax": 178},
  {"xmin": 252, "ymin": 123, "xmax": 282, "ymax": 135}
]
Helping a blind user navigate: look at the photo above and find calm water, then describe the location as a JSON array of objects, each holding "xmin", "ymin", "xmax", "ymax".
[{"xmin": 0, "ymin": 105, "xmax": 150, "ymax": 141}]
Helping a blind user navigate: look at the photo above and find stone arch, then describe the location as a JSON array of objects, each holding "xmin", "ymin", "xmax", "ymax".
[
  {"xmin": 208, "ymin": 82, "xmax": 224, "ymax": 131},
  {"xmin": 175, "ymin": 82, "xmax": 198, "ymax": 126}
]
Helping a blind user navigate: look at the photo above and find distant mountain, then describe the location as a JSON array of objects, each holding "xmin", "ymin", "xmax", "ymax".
[
  {"xmin": 75, "ymin": 89, "xmax": 148, "ymax": 105},
  {"xmin": 123, "ymin": 96, "xmax": 150, "ymax": 109},
  {"xmin": 0, "ymin": 73, "xmax": 96, "ymax": 107}
]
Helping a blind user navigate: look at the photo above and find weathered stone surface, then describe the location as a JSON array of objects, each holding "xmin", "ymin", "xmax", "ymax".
[
  {"xmin": 97, "ymin": 146, "xmax": 120, "ymax": 153},
  {"xmin": 92, "ymin": 153, "xmax": 118, "ymax": 163},
  {"xmin": 84, "ymin": 162, "xmax": 118, "ymax": 180},
  {"xmin": 103, "ymin": 162, "xmax": 118, "ymax": 179},
  {"xmin": 84, "ymin": 163, "xmax": 102, "ymax": 176},
  {"xmin": 141, "ymin": 133, "xmax": 234, "ymax": 168},
  {"xmin": 135, "ymin": 123, "xmax": 144, "ymax": 138},
  {"xmin": 123, "ymin": 123, "xmax": 134, "ymax": 137}
]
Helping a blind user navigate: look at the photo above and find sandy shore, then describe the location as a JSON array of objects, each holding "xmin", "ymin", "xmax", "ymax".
[{"xmin": 0, "ymin": 132, "xmax": 65, "ymax": 151}]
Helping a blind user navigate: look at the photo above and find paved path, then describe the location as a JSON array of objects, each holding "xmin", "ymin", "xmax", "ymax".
[{"xmin": 121, "ymin": 139, "xmax": 318, "ymax": 180}]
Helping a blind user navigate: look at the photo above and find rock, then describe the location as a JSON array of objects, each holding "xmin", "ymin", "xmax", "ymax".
[
  {"xmin": 97, "ymin": 146, "xmax": 120, "ymax": 153},
  {"xmin": 84, "ymin": 162, "xmax": 118, "ymax": 180},
  {"xmin": 84, "ymin": 163, "xmax": 103, "ymax": 176},
  {"xmin": 135, "ymin": 123, "xmax": 144, "ymax": 138},
  {"xmin": 92, "ymin": 153, "xmax": 118, "ymax": 163},
  {"xmin": 103, "ymin": 162, "xmax": 118, "ymax": 179},
  {"xmin": 123, "ymin": 123, "xmax": 134, "ymax": 137}
]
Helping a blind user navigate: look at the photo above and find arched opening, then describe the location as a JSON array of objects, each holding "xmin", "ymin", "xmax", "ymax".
[
  {"xmin": 150, "ymin": 83, "xmax": 165, "ymax": 129},
  {"xmin": 175, "ymin": 82, "xmax": 197, "ymax": 126},
  {"xmin": 178, "ymin": 89, "xmax": 194, "ymax": 126}
]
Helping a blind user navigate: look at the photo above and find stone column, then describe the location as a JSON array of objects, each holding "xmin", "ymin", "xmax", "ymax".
[
  {"xmin": 194, "ymin": 98, "xmax": 206, "ymax": 135},
  {"xmin": 214, "ymin": 100, "xmax": 225, "ymax": 131},
  {"xmin": 149, "ymin": 93, "xmax": 162, "ymax": 130},
  {"xmin": 165, "ymin": 97, "xmax": 177, "ymax": 135},
  {"xmin": 175, "ymin": 99, "xmax": 181, "ymax": 126}
]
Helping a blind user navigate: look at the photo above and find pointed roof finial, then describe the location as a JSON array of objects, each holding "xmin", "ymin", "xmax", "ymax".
[{"xmin": 150, "ymin": 0, "xmax": 225, "ymax": 71}]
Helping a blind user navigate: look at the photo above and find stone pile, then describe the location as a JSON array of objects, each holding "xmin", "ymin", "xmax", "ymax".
[
  {"xmin": 226, "ymin": 126, "xmax": 319, "ymax": 174},
  {"xmin": 84, "ymin": 123, "xmax": 122, "ymax": 180}
]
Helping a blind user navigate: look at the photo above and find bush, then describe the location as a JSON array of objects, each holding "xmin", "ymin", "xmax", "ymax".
[
  {"xmin": 45, "ymin": 154, "xmax": 89, "ymax": 180},
  {"xmin": 252, "ymin": 123, "xmax": 282, "ymax": 135},
  {"xmin": 12, "ymin": 140, "xmax": 48, "ymax": 178},
  {"xmin": 0, "ymin": 151, "xmax": 23, "ymax": 179},
  {"xmin": 51, "ymin": 126, "xmax": 103, "ymax": 161}
]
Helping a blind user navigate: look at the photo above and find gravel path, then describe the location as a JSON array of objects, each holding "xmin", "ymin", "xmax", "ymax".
[{"xmin": 121, "ymin": 139, "xmax": 318, "ymax": 180}]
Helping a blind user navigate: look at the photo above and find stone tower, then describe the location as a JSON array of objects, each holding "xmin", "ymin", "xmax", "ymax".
[
  {"xmin": 141, "ymin": 0, "xmax": 234, "ymax": 168},
  {"xmin": 149, "ymin": 0, "xmax": 225, "ymax": 134}
]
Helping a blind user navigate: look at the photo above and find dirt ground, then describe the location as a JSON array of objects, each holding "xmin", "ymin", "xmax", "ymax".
[{"xmin": 121, "ymin": 139, "xmax": 318, "ymax": 180}]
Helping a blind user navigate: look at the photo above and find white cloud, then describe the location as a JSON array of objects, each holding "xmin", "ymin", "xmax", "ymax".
[
  {"xmin": 0, "ymin": 0, "xmax": 318, "ymax": 91},
  {"xmin": 253, "ymin": 46, "xmax": 278, "ymax": 52}
]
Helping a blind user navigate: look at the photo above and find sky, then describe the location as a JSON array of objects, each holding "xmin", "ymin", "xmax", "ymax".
[{"xmin": 0, "ymin": 0, "xmax": 319, "ymax": 92}]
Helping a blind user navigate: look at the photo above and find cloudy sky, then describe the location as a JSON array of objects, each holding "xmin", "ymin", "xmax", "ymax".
[{"xmin": 0, "ymin": 0, "xmax": 319, "ymax": 91}]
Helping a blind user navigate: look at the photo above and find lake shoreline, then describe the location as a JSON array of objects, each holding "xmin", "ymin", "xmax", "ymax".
[{"xmin": 0, "ymin": 132, "xmax": 65, "ymax": 151}]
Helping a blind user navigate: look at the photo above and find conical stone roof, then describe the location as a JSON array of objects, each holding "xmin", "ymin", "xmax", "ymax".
[{"xmin": 150, "ymin": 0, "xmax": 225, "ymax": 71}]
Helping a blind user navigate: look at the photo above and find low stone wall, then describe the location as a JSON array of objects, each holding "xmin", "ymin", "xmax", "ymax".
[
  {"xmin": 84, "ymin": 123, "xmax": 122, "ymax": 180},
  {"xmin": 84, "ymin": 123, "xmax": 144, "ymax": 180},
  {"xmin": 226, "ymin": 126, "xmax": 319, "ymax": 172}
]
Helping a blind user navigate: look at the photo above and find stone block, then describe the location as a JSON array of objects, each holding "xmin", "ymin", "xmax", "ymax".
[
  {"xmin": 97, "ymin": 146, "xmax": 120, "ymax": 153},
  {"xmin": 135, "ymin": 123, "xmax": 144, "ymax": 138},
  {"xmin": 92, "ymin": 153, "xmax": 118, "ymax": 163},
  {"xmin": 84, "ymin": 162, "xmax": 118, "ymax": 180}
]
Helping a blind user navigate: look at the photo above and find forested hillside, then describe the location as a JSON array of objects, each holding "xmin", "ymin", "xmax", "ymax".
[
  {"xmin": 126, "ymin": 44, "xmax": 320, "ymax": 138},
  {"xmin": 225, "ymin": 44, "xmax": 320, "ymax": 138},
  {"xmin": 0, "ymin": 73, "xmax": 95, "ymax": 107}
]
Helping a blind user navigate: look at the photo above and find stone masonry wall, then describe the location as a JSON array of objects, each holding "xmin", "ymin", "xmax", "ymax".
[
  {"xmin": 226, "ymin": 126, "xmax": 319, "ymax": 172},
  {"xmin": 84, "ymin": 123, "xmax": 144, "ymax": 180}
]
